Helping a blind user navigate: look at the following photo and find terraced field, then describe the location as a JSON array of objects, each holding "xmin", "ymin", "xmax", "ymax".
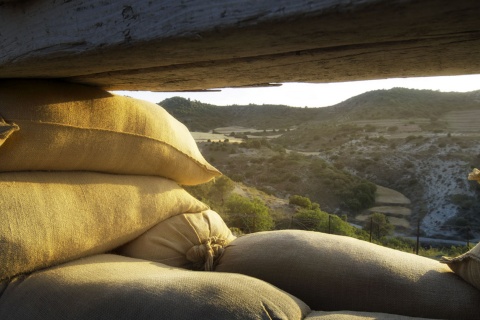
[
  {"xmin": 356, "ymin": 185, "xmax": 412, "ymax": 231},
  {"xmin": 443, "ymin": 110, "xmax": 480, "ymax": 132}
]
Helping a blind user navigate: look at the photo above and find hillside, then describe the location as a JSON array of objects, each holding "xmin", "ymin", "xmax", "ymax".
[
  {"xmin": 328, "ymin": 88, "xmax": 480, "ymax": 122},
  {"xmin": 160, "ymin": 88, "xmax": 480, "ymax": 241},
  {"xmin": 160, "ymin": 88, "xmax": 480, "ymax": 132},
  {"xmin": 160, "ymin": 96, "xmax": 325, "ymax": 132}
]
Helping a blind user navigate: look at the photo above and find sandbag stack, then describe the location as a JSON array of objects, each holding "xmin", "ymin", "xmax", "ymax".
[
  {"xmin": 0, "ymin": 80, "xmax": 307, "ymax": 320},
  {"xmin": 215, "ymin": 230, "xmax": 480, "ymax": 320},
  {"xmin": 2, "ymin": 79, "xmax": 479, "ymax": 320},
  {"xmin": 0, "ymin": 79, "xmax": 227, "ymax": 281}
]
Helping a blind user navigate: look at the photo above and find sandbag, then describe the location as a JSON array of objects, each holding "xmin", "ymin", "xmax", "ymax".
[
  {"xmin": 215, "ymin": 230, "xmax": 480, "ymax": 320},
  {"xmin": 305, "ymin": 310, "xmax": 436, "ymax": 320},
  {"xmin": 441, "ymin": 242, "xmax": 480, "ymax": 290},
  {"xmin": 116, "ymin": 210, "xmax": 236, "ymax": 270},
  {"xmin": 0, "ymin": 171, "xmax": 208, "ymax": 281},
  {"xmin": 0, "ymin": 254, "xmax": 310, "ymax": 320},
  {"xmin": 0, "ymin": 79, "xmax": 220, "ymax": 185}
]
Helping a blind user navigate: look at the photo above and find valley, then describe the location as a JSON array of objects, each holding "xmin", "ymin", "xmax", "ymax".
[{"xmin": 163, "ymin": 88, "xmax": 480, "ymax": 243}]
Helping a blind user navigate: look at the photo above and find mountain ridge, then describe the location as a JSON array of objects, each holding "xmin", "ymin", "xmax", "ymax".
[{"xmin": 159, "ymin": 88, "xmax": 480, "ymax": 132}]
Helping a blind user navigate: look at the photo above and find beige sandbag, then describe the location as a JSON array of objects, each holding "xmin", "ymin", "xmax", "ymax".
[
  {"xmin": 0, "ymin": 79, "xmax": 220, "ymax": 185},
  {"xmin": 441, "ymin": 242, "xmax": 480, "ymax": 290},
  {"xmin": 0, "ymin": 172, "xmax": 208, "ymax": 281},
  {"xmin": 215, "ymin": 230, "xmax": 480, "ymax": 320},
  {"xmin": 0, "ymin": 254, "xmax": 310, "ymax": 320},
  {"xmin": 305, "ymin": 310, "xmax": 436, "ymax": 320},
  {"xmin": 0, "ymin": 116, "xmax": 18, "ymax": 147},
  {"xmin": 116, "ymin": 210, "xmax": 236, "ymax": 270}
]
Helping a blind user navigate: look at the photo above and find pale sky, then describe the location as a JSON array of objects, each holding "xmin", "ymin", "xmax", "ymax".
[{"xmin": 113, "ymin": 74, "xmax": 480, "ymax": 108}]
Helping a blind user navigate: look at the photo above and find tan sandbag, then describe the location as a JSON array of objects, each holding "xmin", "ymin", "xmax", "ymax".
[
  {"xmin": 0, "ymin": 254, "xmax": 310, "ymax": 320},
  {"xmin": 0, "ymin": 116, "xmax": 18, "ymax": 147},
  {"xmin": 305, "ymin": 310, "xmax": 436, "ymax": 320},
  {"xmin": 215, "ymin": 230, "xmax": 480, "ymax": 320},
  {"xmin": 0, "ymin": 171, "xmax": 208, "ymax": 281},
  {"xmin": 116, "ymin": 210, "xmax": 236, "ymax": 270},
  {"xmin": 0, "ymin": 79, "xmax": 220, "ymax": 185},
  {"xmin": 441, "ymin": 242, "xmax": 480, "ymax": 290}
]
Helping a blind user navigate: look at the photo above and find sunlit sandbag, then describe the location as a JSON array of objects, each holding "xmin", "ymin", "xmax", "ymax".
[
  {"xmin": 441, "ymin": 242, "xmax": 480, "ymax": 291},
  {"xmin": 215, "ymin": 230, "xmax": 480, "ymax": 320},
  {"xmin": 117, "ymin": 210, "xmax": 236, "ymax": 270},
  {"xmin": 0, "ymin": 254, "xmax": 310, "ymax": 320},
  {"xmin": 0, "ymin": 172, "xmax": 208, "ymax": 281},
  {"xmin": 0, "ymin": 79, "xmax": 220, "ymax": 185}
]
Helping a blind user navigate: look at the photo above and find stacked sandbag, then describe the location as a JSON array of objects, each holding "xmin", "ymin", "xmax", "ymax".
[
  {"xmin": 215, "ymin": 230, "xmax": 480, "ymax": 320},
  {"xmin": 0, "ymin": 79, "xmax": 220, "ymax": 185},
  {"xmin": 0, "ymin": 79, "xmax": 222, "ymax": 280},
  {"xmin": 0, "ymin": 172, "xmax": 209, "ymax": 280},
  {"xmin": 0, "ymin": 254, "xmax": 310, "ymax": 320},
  {"xmin": 441, "ymin": 242, "xmax": 480, "ymax": 290},
  {"xmin": 116, "ymin": 210, "xmax": 236, "ymax": 271}
]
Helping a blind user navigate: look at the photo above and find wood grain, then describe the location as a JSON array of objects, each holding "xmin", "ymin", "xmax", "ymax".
[{"xmin": 1, "ymin": 0, "xmax": 479, "ymax": 91}]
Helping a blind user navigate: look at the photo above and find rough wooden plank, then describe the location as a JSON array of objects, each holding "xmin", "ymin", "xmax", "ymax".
[{"xmin": 1, "ymin": 0, "xmax": 480, "ymax": 91}]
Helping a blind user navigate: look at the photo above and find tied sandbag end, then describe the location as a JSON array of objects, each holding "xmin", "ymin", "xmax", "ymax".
[{"xmin": 186, "ymin": 237, "xmax": 228, "ymax": 271}]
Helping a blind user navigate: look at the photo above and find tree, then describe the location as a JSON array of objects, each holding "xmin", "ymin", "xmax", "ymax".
[
  {"xmin": 364, "ymin": 212, "xmax": 394, "ymax": 240},
  {"xmin": 225, "ymin": 194, "xmax": 274, "ymax": 233},
  {"xmin": 289, "ymin": 195, "xmax": 312, "ymax": 208},
  {"xmin": 214, "ymin": 176, "xmax": 234, "ymax": 205},
  {"xmin": 293, "ymin": 208, "xmax": 325, "ymax": 231}
]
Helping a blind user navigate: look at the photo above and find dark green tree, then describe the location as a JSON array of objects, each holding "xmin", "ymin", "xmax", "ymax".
[
  {"xmin": 364, "ymin": 212, "xmax": 394, "ymax": 240},
  {"xmin": 225, "ymin": 194, "xmax": 274, "ymax": 233}
]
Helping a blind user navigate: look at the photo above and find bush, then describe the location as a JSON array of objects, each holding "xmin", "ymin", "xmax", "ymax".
[
  {"xmin": 225, "ymin": 194, "xmax": 274, "ymax": 233},
  {"xmin": 363, "ymin": 212, "xmax": 394, "ymax": 239},
  {"xmin": 289, "ymin": 195, "xmax": 312, "ymax": 208}
]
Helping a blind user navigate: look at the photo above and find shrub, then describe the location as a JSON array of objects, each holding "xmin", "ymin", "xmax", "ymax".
[
  {"xmin": 225, "ymin": 194, "xmax": 274, "ymax": 233},
  {"xmin": 289, "ymin": 195, "xmax": 312, "ymax": 208}
]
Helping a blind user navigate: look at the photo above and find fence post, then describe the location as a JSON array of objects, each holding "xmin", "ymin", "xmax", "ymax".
[
  {"xmin": 415, "ymin": 219, "xmax": 420, "ymax": 255},
  {"xmin": 369, "ymin": 216, "xmax": 373, "ymax": 242}
]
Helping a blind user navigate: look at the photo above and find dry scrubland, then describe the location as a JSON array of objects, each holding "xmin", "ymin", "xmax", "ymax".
[{"xmin": 168, "ymin": 89, "xmax": 480, "ymax": 242}]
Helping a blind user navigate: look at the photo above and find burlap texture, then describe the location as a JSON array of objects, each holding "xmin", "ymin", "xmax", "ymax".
[
  {"xmin": 0, "ymin": 254, "xmax": 310, "ymax": 320},
  {"xmin": 117, "ymin": 209, "xmax": 236, "ymax": 270},
  {"xmin": 0, "ymin": 116, "xmax": 18, "ymax": 147},
  {"xmin": 0, "ymin": 79, "xmax": 220, "ymax": 185},
  {"xmin": 441, "ymin": 242, "xmax": 480, "ymax": 290},
  {"xmin": 305, "ymin": 310, "xmax": 436, "ymax": 320},
  {"xmin": 215, "ymin": 230, "xmax": 480, "ymax": 320},
  {"xmin": 0, "ymin": 172, "xmax": 208, "ymax": 281}
]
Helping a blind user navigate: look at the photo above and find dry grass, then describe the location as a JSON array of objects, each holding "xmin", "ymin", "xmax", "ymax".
[{"xmin": 375, "ymin": 185, "xmax": 411, "ymax": 205}]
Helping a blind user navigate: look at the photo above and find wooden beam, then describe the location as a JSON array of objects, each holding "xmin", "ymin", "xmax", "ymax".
[{"xmin": 1, "ymin": 1, "xmax": 480, "ymax": 91}]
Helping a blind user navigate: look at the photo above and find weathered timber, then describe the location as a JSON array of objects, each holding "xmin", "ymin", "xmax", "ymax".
[{"xmin": 1, "ymin": 0, "xmax": 480, "ymax": 91}]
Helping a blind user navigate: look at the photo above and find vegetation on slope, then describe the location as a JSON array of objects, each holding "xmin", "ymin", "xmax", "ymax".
[
  {"xmin": 185, "ymin": 175, "xmax": 471, "ymax": 259},
  {"xmin": 160, "ymin": 88, "xmax": 480, "ymax": 132},
  {"xmin": 201, "ymin": 140, "xmax": 376, "ymax": 214},
  {"xmin": 173, "ymin": 87, "xmax": 480, "ymax": 241}
]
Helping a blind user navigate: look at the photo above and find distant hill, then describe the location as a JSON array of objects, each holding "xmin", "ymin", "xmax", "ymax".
[
  {"xmin": 159, "ymin": 88, "xmax": 480, "ymax": 132},
  {"xmin": 330, "ymin": 88, "xmax": 480, "ymax": 122},
  {"xmin": 159, "ymin": 97, "xmax": 328, "ymax": 131}
]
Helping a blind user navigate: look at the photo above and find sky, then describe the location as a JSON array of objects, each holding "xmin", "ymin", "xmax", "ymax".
[{"xmin": 112, "ymin": 74, "xmax": 480, "ymax": 108}]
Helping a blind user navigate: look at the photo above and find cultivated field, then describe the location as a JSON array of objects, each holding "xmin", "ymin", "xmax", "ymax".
[
  {"xmin": 443, "ymin": 110, "xmax": 480, "ymax": 132},
  {"xmin": 355, "ymin": 185, "xmax": 412, "ymax": 231}
]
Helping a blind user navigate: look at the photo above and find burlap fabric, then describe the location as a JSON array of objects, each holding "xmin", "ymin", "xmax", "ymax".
[
  {"xmin": 0, "ymin": 79, "xmax": 220, "ymax": 185},
  {"xmin": 0, "ymin": 254, "xmax": 310, "ymax": 320},
  {"xmin": 215, "ymin": 230, "xmax": 480, "ymax": 320},
  {"xmin": 441, "ymin": 242, "xmax": 480, "ymax": 290},
  {"xmin": 305, "ymin": 310, "xmax": 436, "ymax": 320},
  {"xmin": 0, "ymin": 171, "xmax": 208, "ymax": 281},
  {"xmin": 117, "ymin": 209, "xmax": 236, "ymax": 270}
]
